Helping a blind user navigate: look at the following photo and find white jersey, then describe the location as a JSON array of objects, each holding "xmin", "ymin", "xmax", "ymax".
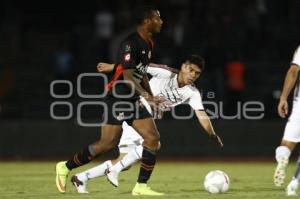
[
  {"xmin": 291, "ymin": 45, "xmax": 300, "ymax": 102},
  {"xmin": 147, "ymin": 63, "xmax": 204, "ymax": 111},
  {"xmin": 118, "ymin": 63, "xmax": 204, "ymax": 149}
]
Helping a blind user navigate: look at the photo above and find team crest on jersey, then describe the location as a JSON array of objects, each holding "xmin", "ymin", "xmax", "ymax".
[
  {"xmin": 124, "ymin": 53, "xmax": 131, "ymax": 62},
  {"xmin": 148, "ymin": 51, "xmax": 152, "ymax": 59},
  {"xmin": 125, "ymin": 44, "xmax": 131, "ymax": 52}
]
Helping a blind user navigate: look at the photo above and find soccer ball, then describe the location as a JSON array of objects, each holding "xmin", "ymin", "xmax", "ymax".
[{"xmin": 204, "ymin": 170, "xmax": 230, "ymax": 194}]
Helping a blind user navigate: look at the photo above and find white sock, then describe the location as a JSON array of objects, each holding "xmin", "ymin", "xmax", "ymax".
[
  {"xmin": 275, "ymin": 146, "xmax": 291, "ymax": 163},
  {"xmin": 76, "ymin": 160, "xmax": 112, "ymax": 182},
  {"xmin": 110, "ymin": 145, "xmax": 143, "ymax": 173}
]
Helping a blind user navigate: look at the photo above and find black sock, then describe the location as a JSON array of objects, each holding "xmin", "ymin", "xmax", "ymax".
[
  {"xmin": 66, "ymin": 145, "xmax": 95, "ymax": 170},
  {"xmin": 137, "ymin": 147, "xmax": 156, "ymax": 183}
]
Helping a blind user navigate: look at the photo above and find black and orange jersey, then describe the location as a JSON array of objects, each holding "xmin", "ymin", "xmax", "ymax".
[{"xmin": 107, "ymin": 32, "xmax": 154, "ymax": 99}]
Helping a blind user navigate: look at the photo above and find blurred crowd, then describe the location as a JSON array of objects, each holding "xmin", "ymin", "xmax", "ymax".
[{"xmin": 0, "ymin": 0, "xmax": 299, "ymax": 119}]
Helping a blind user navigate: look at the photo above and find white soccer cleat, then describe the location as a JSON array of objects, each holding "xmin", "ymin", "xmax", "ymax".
[
  {"xmin": 71, "ymin": 175, "xmax": 89, "ymax": 194},
  {"xmin": 106, "ymin": 169, "xmax": 119, "ymax": 187},
  {"xmin": 286, "ymin": 178, "xmax": 299, "ymax": 196},
  {"xmin": 274, "ymin": 157, "xmax": 289, "ymax": 187}
]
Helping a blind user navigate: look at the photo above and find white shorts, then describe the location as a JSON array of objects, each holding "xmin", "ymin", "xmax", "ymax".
[
  {"xmin": 283, "ymin": 101, "xmax": 300, "ymax": 142},
  {"xmin": 118, "ymin": 122, "xmax": 144, "ymax": 154}
]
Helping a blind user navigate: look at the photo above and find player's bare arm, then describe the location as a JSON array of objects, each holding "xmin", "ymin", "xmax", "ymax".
[
  {"xmin": 141, "ymin": 75, "xmax": 153, "ymax": 96},
  {"xmin": 97, "ymin": 62, "xmax": 164, "ymax": 106},
  {"xmin": 140, "ymin": 75, "xmax": 165, "ymax": 118},
  {"xmin": 278, "ymin": 64, "xmax": 300, "ymax": 118},
  {"xmin": 195, "ymin": 110, "xmax": 223, "ymax": 147},
  {"xmin": 123, "ymin": 69, "xmax": 162, "ymax": 105},
  {"xmin": 96, "ymin": 62, "xmax": 152, "ymax": 96},
  {"xmin": 123, "ymin": 69, "xmax": 148, "ymax": 95}
]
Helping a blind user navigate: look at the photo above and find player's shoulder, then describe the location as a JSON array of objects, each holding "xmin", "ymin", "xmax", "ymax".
[
  {"xmin": 122, "ymin": 32, "xmax": 140, "ymax": 44},
  {"xmin": 186, "ymin": 84, "xmax": 200, "ymax": 93},
  {"xmin": 148, "ymin": 63, "xmax": 179, "ymax": 74}
]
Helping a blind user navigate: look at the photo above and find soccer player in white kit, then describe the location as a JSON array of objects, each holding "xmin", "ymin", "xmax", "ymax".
[
  {"xmin": 71, "ymin": 55, "xmax": 223, "ymax": 193},
  {"xmin": 273, "ymin": 45, "xmax": 300, "ymax": 196}
]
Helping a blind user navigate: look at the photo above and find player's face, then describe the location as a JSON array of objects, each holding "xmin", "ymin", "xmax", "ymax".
[
  {"xmin": 148, "ymin": 10, "xmax": 163, "ymax": 33},
  {"xmin": 181, "ymin": 63, "xmax": 202, "ymax": 85}
]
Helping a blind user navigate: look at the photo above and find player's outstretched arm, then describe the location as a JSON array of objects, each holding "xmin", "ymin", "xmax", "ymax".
[
  {"xmin": 195, "ymin": 110, "xmax": 223, "ymax": 148},
  {"xmin": 278, "ymin": 64, "xmax": 300, "ymax": 118}
]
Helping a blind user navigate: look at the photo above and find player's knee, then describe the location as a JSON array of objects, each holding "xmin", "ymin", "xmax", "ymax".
[
  {"xmin": 281, "ymin": 140, "xmax": 296, "ymax": 151},
  {"xmin": 93, "ymin": 140, "xmax": 115, "ymax": 153},
  {"xmin": 143, "ymin": 132, "xmax": 160, "ymax": 150},
  {"xmin": 92, "ymin": 144, "xmax": 110, "ymax": 153},
  {"xmin": 103, "ymin": 144, "xmax": 115, "ymax": 152}
]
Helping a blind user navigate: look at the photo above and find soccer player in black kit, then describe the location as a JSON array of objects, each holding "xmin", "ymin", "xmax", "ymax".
[{"xmin": 55, "ymin": 6, "xmax": 164, "ymax": 196}]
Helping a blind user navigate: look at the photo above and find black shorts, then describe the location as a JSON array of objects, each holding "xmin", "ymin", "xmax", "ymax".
[{"xmin": 103, "ymin": 96, "xmax": 152, "ymax": 125}]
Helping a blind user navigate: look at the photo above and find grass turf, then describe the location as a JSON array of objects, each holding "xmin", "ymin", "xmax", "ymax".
[{"xmin": 0, "ymin": 160, "xmax": 295, "ymax": 199}]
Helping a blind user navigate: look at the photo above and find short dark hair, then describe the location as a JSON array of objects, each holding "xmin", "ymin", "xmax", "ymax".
[
  {"xmin": 185, "ymin": 55, "xmax": 205, "ymax": 71},
  {"xmin": 135, "ymin": 6, "xmax": 158, "ymax": 25}
]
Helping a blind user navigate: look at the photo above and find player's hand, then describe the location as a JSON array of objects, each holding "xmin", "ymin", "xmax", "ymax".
[
  {"xmin": 97, "ymin": 62, "xmax": 114, "ymax": 73},
  {"xmin": 209, "ymin": 134, "xmax": 223, "ymax": 148},
  {"xmin": 278, "ymin": 99, "xmax": 288, "ymax": 118},
  {"xmin": 142, "ymin": 94, "xmax": 166, "ymax": 119},
  {"xmin": 153, "ymin": 107, "xmax": 164, "ymax": 119},
  {"xmin": 142, "ymin": 94, "xmax": 163, "ymax": 106},
  {"xmin": 146, "ymin": 96, "xmax": 163, "ymax": 109}
]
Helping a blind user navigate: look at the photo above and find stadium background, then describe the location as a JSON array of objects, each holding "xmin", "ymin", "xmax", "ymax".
[{"xmin": 1, "ymin": 0, "xmax": 300, "ymax": 159}]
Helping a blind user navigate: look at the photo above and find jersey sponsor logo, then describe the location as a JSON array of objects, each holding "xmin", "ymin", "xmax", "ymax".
[{"xmin": 124, "ymin": 53, "xmax": 131, "ymax": 62}]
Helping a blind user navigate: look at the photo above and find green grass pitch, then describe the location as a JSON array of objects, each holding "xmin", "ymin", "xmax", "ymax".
[{"xmin": 0, "ymin": 160, "xmax": 295, "ymax": 199}]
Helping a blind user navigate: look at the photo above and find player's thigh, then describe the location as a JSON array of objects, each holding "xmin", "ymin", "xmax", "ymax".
[
  {"xmin": 132, "ymin": 118, "xmax": 160, "ymax": 141},
  {"xmin": 95, "ymin": 124, "xmax": 123, "ymax": 148},
  {"xmin": 282, "ymin": 117, "xmax": 300, "ymax": 150}
]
